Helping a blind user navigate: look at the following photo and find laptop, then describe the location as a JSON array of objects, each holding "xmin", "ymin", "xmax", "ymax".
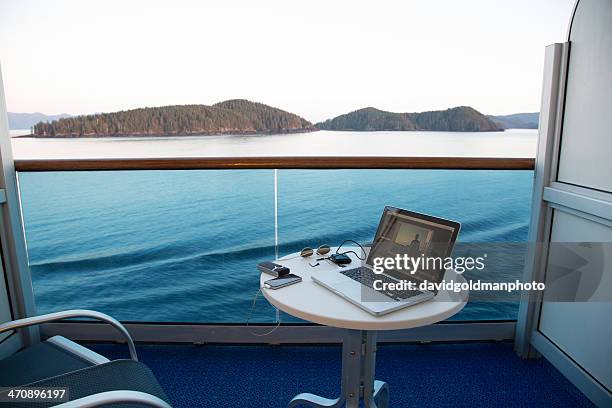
[{"xmin": 312, "ymin": 206, "xmax": 460, "ymax": 316}]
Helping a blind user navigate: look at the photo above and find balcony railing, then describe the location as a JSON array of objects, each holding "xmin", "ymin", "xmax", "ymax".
[
  {"xmin": 14, "ymin": 156, "xmax": 535, "ymax": 171},
  {"xmin": 14, "ymin": 156, "xmax": 534, "ymax": 342}
]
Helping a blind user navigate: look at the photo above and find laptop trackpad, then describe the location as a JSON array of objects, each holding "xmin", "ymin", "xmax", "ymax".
[{"xmin": 337, "ymin": 280, "xmax": 395, "ymax": 302}]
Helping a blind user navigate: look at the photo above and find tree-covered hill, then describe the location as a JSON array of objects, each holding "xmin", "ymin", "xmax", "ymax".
[
  {"xmin": 488, "ymin": 112, "xmax": 539, "ymax": 129},
  {"xmin": 8, "ymin": 112, "xmax": 72, "ymax": 130},
  {"xmin": 315, "ymin": 107, "xmax": 417, "ymax": 131},
  {"xmin": 316, "ymin": 106, "xmax": 503, "ymax": 132},
  {"xmin": 31, "ymin": 100, "xmax": 316, "ymax": 137}
]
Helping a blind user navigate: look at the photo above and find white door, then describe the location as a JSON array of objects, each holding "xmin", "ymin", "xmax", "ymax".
[{"xmin": 516, "ymin": 1, "xmax": 612, "ymax": 406}]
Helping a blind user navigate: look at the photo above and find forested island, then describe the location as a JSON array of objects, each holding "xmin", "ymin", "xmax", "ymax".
[
  {"xmin": 26, "ymin": 102, "xmax": 520, "ymax": 138},
  {"xmin": 315, "ymin": 106, "xmax": 503, "ymax": 132},
  {"xmin": 30, "ymin": 100, "xmax": 315, "ymax": 137}
]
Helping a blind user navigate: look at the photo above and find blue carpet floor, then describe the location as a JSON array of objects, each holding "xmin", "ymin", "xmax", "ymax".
[{"xmin": 90, "ymin": 342, "xmax": 593, "ymax": 408}]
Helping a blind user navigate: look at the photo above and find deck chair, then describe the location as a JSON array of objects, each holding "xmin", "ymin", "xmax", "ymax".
[{"xmin": 0, "ymin": 310, "xmax": 171, "ymax": 407}]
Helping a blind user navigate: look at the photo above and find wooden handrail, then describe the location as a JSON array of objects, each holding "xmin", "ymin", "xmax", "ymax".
[{"xmin": 14, "ymin": 157, "xmax": 535, "ymax": 171}]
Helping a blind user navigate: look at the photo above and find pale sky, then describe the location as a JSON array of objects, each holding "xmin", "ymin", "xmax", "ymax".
[{"xmin": 0, "ymin": 0, "xmax": 574, "ymax": 122}]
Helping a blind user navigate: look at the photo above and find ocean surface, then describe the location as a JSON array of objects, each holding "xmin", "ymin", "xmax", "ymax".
[
  {"xmin": 13, "ymin": 129, "xmax": 536, "ymax": 322},
  {"xmin": 10, "ymin": 128, "xmax": 536, "ymax": 159}
]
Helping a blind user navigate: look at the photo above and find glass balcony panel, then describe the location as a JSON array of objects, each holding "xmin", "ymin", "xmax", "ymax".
[
  {"xmin": 18, "ymin": 170, "xmax": 277, "ymax": 323},
  {"xmin": 277, "ymin": 169, "xmax": 533, "ymax": 321},
  {"xmin": 18, "ymin": 168, "xmax": 533, "ymax": 323}
]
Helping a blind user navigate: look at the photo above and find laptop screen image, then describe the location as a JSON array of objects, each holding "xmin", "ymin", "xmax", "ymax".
[{"xmin": 367, "ymin": 207, "xmax": 460, "ymax": 284}]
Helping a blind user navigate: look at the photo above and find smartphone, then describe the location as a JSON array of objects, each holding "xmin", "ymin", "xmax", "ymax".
[{"xmin": 264, "ymin": 274, "xmax": 302, "ymax": 290}]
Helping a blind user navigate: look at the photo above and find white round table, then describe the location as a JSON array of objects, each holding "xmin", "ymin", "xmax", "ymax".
[{"xmin": 261, "ymin": 247, "xmax": 468, "ymax": 408}]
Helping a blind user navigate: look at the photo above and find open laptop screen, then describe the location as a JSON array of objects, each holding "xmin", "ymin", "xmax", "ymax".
[{"xmin": 366, "ymin": 206, "xmax": 460, "ymax": 283}]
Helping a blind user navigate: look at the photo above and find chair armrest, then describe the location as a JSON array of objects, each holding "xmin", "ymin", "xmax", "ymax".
[
  {"xmin": 0, "ymin": 310, "xmax": 138, "ymax": 361},
  {"xmin": 52, "ymin": 390, "xmax": 171, "ymax": 408}
]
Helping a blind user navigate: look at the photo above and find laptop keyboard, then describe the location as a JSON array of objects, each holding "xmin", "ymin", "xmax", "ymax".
[{"xmin": 340, "ymin": 267, "xmax": 424, "ymax": 301}]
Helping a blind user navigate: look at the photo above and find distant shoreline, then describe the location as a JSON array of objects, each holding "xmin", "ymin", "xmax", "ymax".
[
  {"xmin": 15, "ymin": 128, "xmax": 320, "ymax": 139},
  {"xmin": 8, "ymin": 127, "xmax": 528, "ymax": 139}
]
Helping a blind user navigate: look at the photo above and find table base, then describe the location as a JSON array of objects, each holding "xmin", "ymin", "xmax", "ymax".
[{"xmin": 288, "ymin": 330, "xmax": 389, "ymax": 408}]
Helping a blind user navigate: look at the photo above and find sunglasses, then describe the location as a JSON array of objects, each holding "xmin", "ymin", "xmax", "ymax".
[{"xmin": 300, "ymin": 244, "xmax": 331, "ymax": 258}]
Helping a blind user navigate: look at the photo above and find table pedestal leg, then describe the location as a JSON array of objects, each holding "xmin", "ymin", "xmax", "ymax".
[{"xmin": 288, "ymin": 330, "xmax": 389, "ymax": 408}]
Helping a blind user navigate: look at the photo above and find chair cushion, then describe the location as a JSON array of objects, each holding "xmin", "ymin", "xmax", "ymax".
[
  {"xmin": 20, "ymin": 359, "xmax": 170, "ymax": 407},
  {"xmin": 0, "ymin": 339, "xmax": 95, "ymax": 386}
]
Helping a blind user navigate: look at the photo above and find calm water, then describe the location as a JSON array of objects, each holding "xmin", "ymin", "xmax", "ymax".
[
  {"xmin": 14, "ymin": 130, "xmax": 536, "ymax": 322},
  {"xmin": 10, "ymin": 129, "xmax": 536, "ymax": 159}
]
